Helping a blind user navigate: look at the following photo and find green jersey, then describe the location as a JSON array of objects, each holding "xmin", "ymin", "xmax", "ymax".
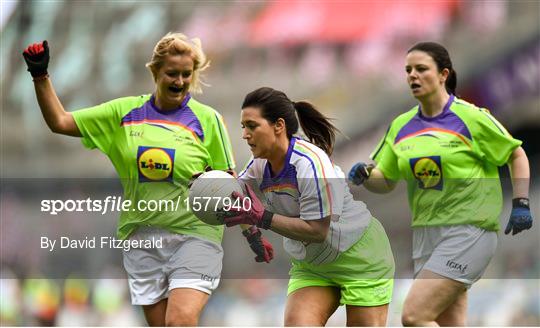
[
  {"xmin": 72, "ymin": 94, "xmax": 235, "ymax": 242},
  {"xmin": 371, "ymin": 95, "xmax": 521, "ymax": 231}
]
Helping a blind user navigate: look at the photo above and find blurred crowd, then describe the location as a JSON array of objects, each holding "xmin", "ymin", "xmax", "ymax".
[
  {"xmin": 2, "ymin": 272, "xmax": 538, "ymax": 326},
  {"xmin": 1, "ymin": 269, "xmax": 141, "ymax": 326},
  {"xmin": 2, "ymin": 1, "xmax": 538, "ymax": 176},
  {"xmin": 1, "ymin": 0, "xmax": 539, "ymax": 326}
]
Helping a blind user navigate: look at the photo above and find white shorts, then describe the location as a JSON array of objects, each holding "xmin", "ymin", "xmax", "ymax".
[
  {"xmin": 412, "ymin": 225, "xmax": 497, "ymax": 286},
  {"xmin": 123, "ymin": 227, "xmax": 223, "ymax": 305}
]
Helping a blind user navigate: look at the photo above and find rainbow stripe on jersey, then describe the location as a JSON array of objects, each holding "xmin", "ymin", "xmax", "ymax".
[{"xmin": 292, "ymin": 139, "xmax": 333, "ymax": 217}]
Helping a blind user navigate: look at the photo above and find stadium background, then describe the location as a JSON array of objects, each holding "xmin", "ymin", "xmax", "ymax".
[{"xmin": 1, "ymin": 1, "xmax": 538, "ymax": 325}]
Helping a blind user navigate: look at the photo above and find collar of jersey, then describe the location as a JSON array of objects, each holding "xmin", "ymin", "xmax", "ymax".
[
  {"xmin": 417, "ymin": 94, "xmax": 454, "ymax": 121},
  {"xmin": 149, "ymin": 93, "xmax": 192, "ymax": 114},
  {"xmin": 265, "ymin": 137, "xmax": 297, "ymax": 181}
]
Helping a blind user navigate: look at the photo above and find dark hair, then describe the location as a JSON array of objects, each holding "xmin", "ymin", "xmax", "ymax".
[
  {"xmin": 242, "ymin": 87, "xmax": 338, "ymax": 155},
  {"xmin": 408, "ymin": 42, "xmax": 457, "ymax": 95}
]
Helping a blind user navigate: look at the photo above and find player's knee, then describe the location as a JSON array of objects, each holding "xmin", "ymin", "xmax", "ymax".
[
  {"xmin": 402, "ymin": 299, "xmax": 442, "ymax": 327},
  {"xmin": 401, "ymin": 309, "xmax": 429, "ymax": 327},
  {"xmin": 401, "ymin": 312, "xmax": 416, "ymax": 327}
]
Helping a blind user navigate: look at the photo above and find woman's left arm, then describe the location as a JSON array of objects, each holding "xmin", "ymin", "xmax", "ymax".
[
  {"xmin": 223, "ymin": 184, "xmax": 330, "ymax": 243},
  {"xmin": 505, "ymin": 146, "xmax": 533, "ymax": 235},
  {"xmin": 508, "ymin": 146, "xmax": 530, "ymax": 198},
  {"xmin": 268, "ymin": 214, "xmax": 330, "ymax": 243}
]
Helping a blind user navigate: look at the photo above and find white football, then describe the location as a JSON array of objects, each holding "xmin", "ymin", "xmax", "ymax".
[{"xmin": 188, "ymin": 170, "xmax": 243, "ymax": 225}]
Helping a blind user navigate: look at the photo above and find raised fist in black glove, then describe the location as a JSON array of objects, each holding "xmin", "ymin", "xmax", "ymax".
[{"xmin": 22, "ymin": 40, "xmax": 49, "ymax": 78}]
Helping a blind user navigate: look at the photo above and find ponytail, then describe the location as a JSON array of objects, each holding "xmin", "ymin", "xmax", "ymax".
[
  {"xmin": 446, "ymin": 69, "xmax": 457, "ymax": 95},
  {"xmin": 294, "ymin": 101, "xmax": 338, "ymax": 155}
]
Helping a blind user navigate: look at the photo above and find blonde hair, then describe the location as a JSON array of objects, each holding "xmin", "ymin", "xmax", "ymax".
[{"xmin": 146, "ymin": 32, "xmax": 210, "ymax": 94}]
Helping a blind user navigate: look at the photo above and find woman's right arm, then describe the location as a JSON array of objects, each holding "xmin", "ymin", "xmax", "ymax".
[
  {"xmin": 363, "ymin": 167, "xmax": 397, "ymax": 194},
  {"xmin": 23, "ymin": 40, "xmax": 81, "ymax": 137},
  {"xmin": 269, "ymin": 214, "xmax": 330, "ymax": 243},
  {"xmin": 348, "ymin": 162, "xmax": 396, "ymax": 194},
  {"xmin": 33, "ymin": 78, "xmax": 81, "ymax": 137}
]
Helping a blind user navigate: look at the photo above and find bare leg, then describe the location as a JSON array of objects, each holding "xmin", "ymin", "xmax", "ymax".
[
  {"xmin": 346, "ymin": 303, "xmax": 389, "ymax": 326},
  {"xmin": 436, "ymin": 289, "xmax": 467, "ymax": 326},
  {"xmin": 285, "ymin": 286, "xmax": 341, "ymax": 326},
  {"xmin": 142, "ymin": 298, "xmax": 167, "ymax": 326},
  {"xmin": 165, "ymin": 288, "xmax": 210, "ymax": 326},
  {"xmin": 401, "ymin": 270, "xmax": 467, "ymax": 327}
]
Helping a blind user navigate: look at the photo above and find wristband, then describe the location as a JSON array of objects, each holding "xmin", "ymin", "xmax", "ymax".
[
  {"xmin": 242, "ymin": 226, "xmax": 260, "ymax": 237},
  {"xmin": 512, "ymin": 198, "xmax": 530, "ymax": 209},
  {"xmin": 32, "ymin": 74, "xmax": 49, "ymax": 82},
  {"xmin": 258, "ymin": 210, "xmax": 273, "ymax": 230}
]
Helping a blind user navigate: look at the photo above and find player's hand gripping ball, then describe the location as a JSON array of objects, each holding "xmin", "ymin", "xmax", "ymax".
[
  {"xmin": 188, "ymin": 170, "xmax": 243, "ymax": 225},
  {"xmin": 223, "ymin": 184, "xmax": 273, "ymax": 229}
]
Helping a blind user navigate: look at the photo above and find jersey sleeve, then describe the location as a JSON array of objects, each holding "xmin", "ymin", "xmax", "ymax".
[
  {"xmin": 237, "ymin": 157, "xmax": 266, "ymax": 200},
  {"xmin": 71, "ymin": 99, "xmax": 124, "ymax": 153},
  {"xmin": 204, "ymin": 112, "xmax": 235, "ymax": 171},
  {"xmin": 237, "ymin": 157, "xmax": 256, "ymax": 187},
  {"xmin": 328, "ymin": 165, "xmax": 347, "ymax": 218},
  {"xmin": 370, "ymin": 125, "xmax": 401, "ymax": 181},
  {"xmin": 238, "ymin": 156, "xmax": 255, "ymax": 179},
  {"xmin": 471, "ymin": 109, "xmax": 522, "ymax": 166},
  {"xmin": 296, "ymin": 150, "xmax": 340, "ymax": 221}
]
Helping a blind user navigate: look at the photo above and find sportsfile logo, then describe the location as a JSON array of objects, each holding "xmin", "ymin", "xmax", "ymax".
[
  {"xmin": 137, "ymin": 146, "xmax": 175, "ymax": 182},
  {"xmin": 446, "ymin": 260, "xmax": 468, "ymax": 273}
]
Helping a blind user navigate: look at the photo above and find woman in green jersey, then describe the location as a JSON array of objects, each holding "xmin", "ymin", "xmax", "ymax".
[
  {"xmin": 23, "ymin": 33, "xmax": 273, "ymax": 326},
  {"xmin": 349, "ymin": 42, "xmax": 533, "ymax": 326}
]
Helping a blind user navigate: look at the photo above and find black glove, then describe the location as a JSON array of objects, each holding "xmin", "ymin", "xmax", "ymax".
[
  {"xmin": 348, "ymin": 162, "xmax": 374, "ymax": 185},
  {"xmin": 243, "ymin": 226, "xmax": 274, "ymax": 263},
  {"xmin": 22, "ymin": 40, "xmax": 50, "ymax": 78},
  {"xmin": 504, "ymin": 198, "xmax": 533, "ymax": 235}
]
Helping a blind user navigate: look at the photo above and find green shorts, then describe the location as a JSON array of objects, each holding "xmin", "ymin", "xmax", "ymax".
[{"xmin": 288, "ymin": 218, "xmax": 395, "ymax": 306}]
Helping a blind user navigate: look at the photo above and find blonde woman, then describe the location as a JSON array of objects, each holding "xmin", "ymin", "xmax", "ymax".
[{"xmin": 23, "ymin": 33, "xmax": 273, "ymax": 326}]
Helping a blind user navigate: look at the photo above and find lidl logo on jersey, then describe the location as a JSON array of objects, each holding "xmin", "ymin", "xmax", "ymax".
[
  {"xmin": 409, "ymin": 156, "xmax": 443, "ymax": 190},
  {"xmin": 137, "ymin": 146, "xmax": 175, "ymax": 182}
]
